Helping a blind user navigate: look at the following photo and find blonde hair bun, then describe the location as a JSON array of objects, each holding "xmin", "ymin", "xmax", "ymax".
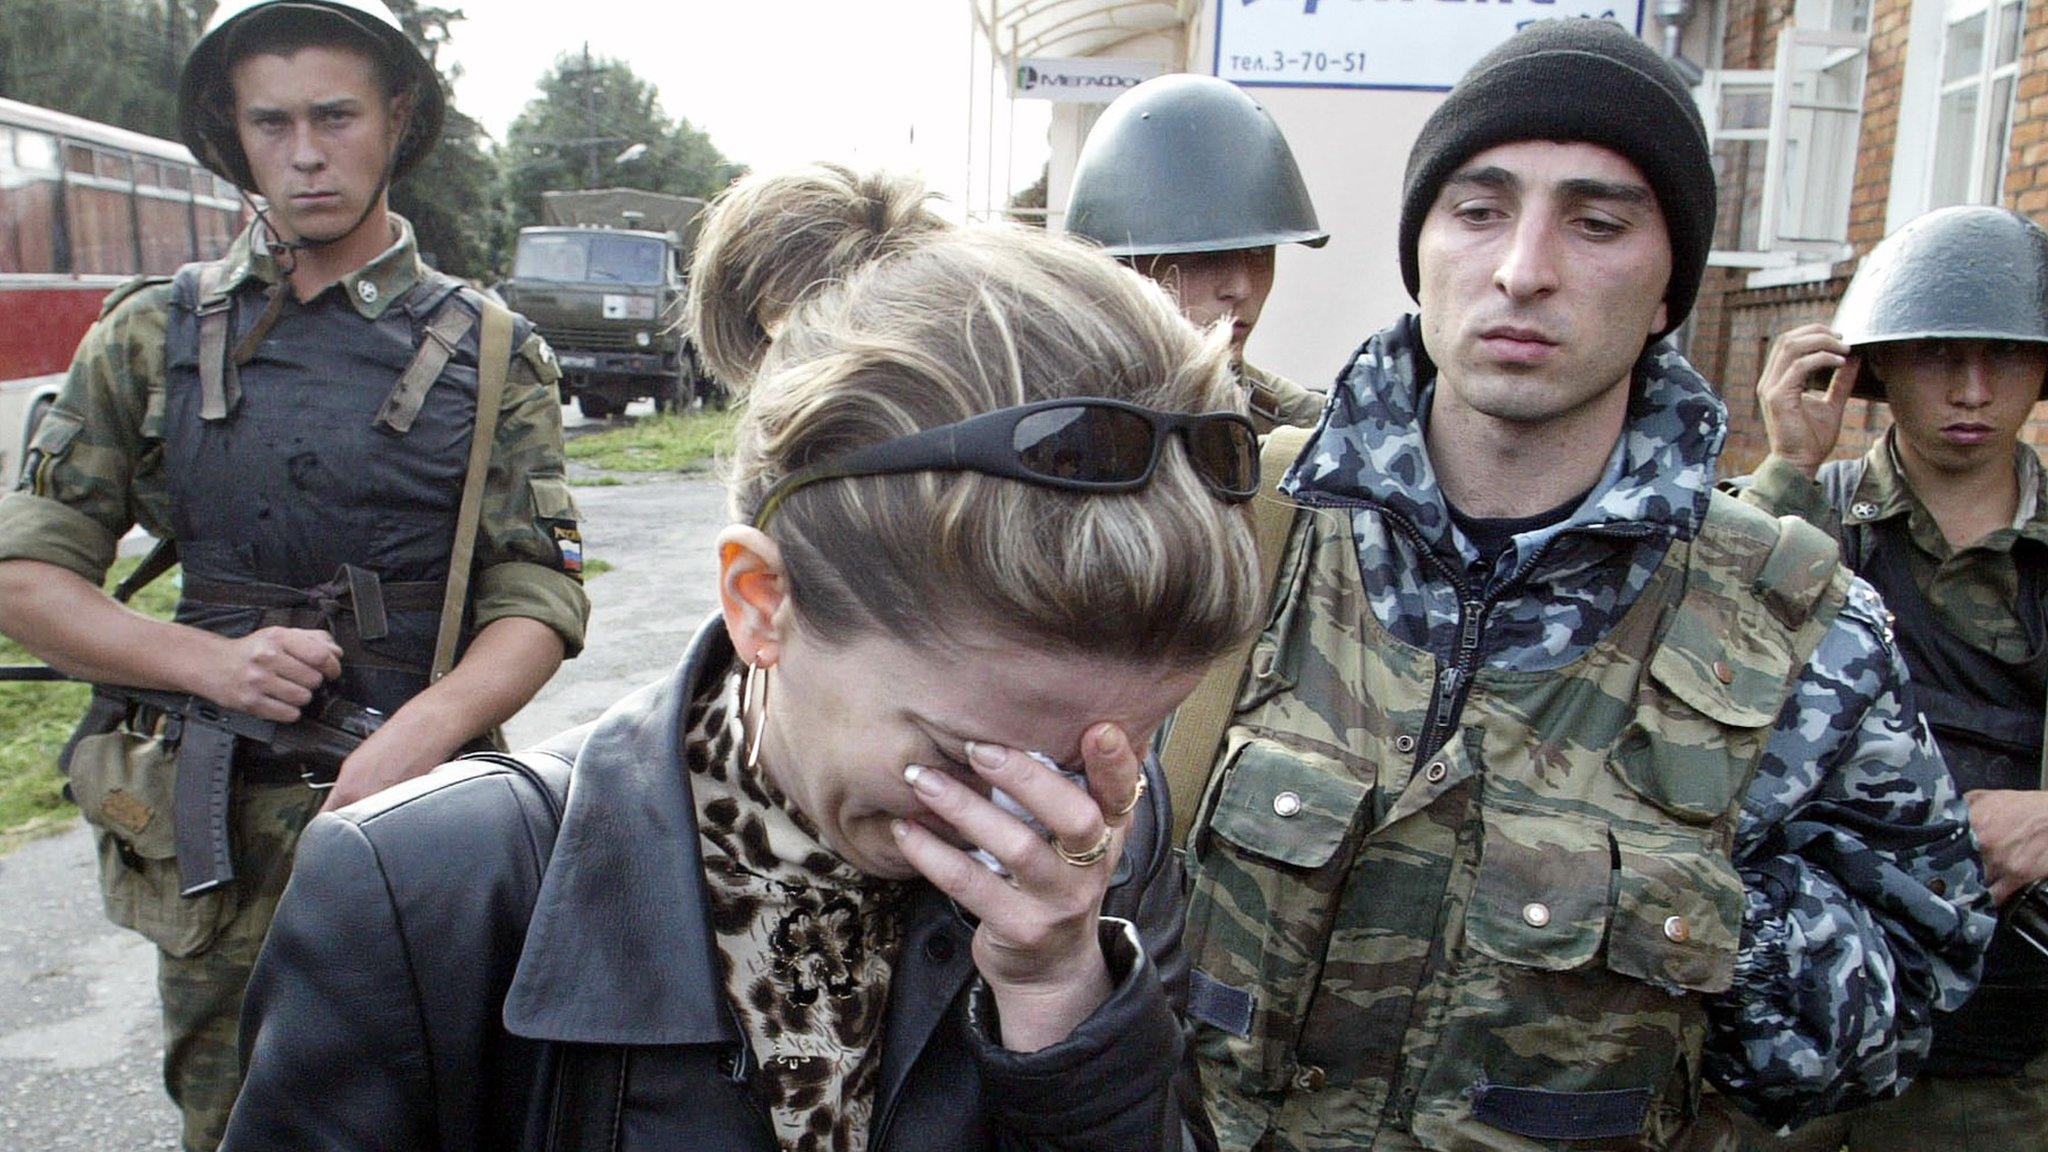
[{"xmin": 688, "ymin": 163, "xmax": 949, "ymax": 390}]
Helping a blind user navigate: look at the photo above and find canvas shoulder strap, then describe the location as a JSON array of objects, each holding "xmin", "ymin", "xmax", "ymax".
[
  {"xmin": 1161, "ymin": 424, "xmax": 1312, "ymax": 846},
  {"xmin": 376, "ymin": 280, "xmax": 478, "ymax": 435},
  {"xmin": 194, "ymin": 262, "xmax": 237, "ymax": 421},
  {"xmin": 430, "ymin": 296, "xmax": 515, "ymax": 682}
]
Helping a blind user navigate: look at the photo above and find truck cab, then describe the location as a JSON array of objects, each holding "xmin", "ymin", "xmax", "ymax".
[{"xmin": 498, "ymin": 190, "xmax": 714, "ymax": 419}]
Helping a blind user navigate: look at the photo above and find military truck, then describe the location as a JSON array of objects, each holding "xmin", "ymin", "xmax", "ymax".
[{"xmin": 499, "ymin": 188, "xmax": 715, "ymax": 419}]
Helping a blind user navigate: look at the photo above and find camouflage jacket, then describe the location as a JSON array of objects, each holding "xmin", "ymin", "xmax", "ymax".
[
  {"xmin": 1741, "ymin": 437, "xmax": 2048, "ymax": 666},
  {"xmin": 0, "ymin": 216, "xmax": 589, "ymax": 656},
  {"xmin": 1241, "ymin": 360, "xmax": 1326, "ymax": 435},
  {"xmin": 1186, "ymin": 316, "xmax": 1990, "ymax": 1145}
]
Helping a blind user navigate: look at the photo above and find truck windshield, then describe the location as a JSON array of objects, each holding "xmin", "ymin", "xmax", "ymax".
[{"xmin": 513, "ymin": 233, "xmax": 666, "ymax": 285}]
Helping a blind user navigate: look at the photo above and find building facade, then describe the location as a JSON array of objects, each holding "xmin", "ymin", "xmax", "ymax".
[{"xmin": 1687, "ymin": 0, "xmax": 2047, "ymax": 471}]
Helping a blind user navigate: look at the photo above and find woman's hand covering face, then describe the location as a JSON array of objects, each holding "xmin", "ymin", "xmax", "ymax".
[{"xmin": 892, "ymin": 723, "xmax": 1148, "ymax": 1052}]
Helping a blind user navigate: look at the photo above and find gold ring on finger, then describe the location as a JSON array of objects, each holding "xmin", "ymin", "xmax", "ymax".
[
  {"xmin": 1108, "ymin": 772, "xmax": 1148, "ymax": 822},
  {"xmin": 1054, "ymin": 827, "xmax": 1115, "ymax": 868}
]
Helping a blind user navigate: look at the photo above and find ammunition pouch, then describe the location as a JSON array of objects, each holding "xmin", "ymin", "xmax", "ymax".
[{"xmin": 65, "ymin": 716, "xmax": 237, "ymax": 958}]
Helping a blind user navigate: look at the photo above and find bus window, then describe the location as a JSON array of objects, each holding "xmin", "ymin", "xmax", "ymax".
[
  {"xmin": 195, "ymin": 198, "xmax": 237, "ymax": 259},
  {"xmin": 138, "ymin": 185, "xmax": 195, "ymax": 273},
  {"xmin": 162, "ymin": 165, "xmax": 189, "ymax": 192},
  {"xmin": 0, "ymin": 128, "xmax": 60, "ymax": 274},
  {"xmin": 65, "ymin": 144, "xmax": 139, "ymax": 274}
]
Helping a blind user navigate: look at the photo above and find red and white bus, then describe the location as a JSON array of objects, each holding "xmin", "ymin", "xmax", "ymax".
[{"xmin": 0, "ymin": 96, "xmax": 246, "ymax": 482}]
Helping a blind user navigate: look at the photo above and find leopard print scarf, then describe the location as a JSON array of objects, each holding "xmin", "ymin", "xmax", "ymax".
[{"xmin": 685, "ymin": 667, "xmax": 907, "ymax": 1152}]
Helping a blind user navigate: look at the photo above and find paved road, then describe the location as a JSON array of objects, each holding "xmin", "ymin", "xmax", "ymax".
[{"xmin": 0, "ymin": 456, "xmax": 726, "ymax": 1149}]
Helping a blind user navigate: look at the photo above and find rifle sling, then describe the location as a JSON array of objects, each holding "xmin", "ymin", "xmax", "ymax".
[
  {"xmin": 432, "ymin": 299, "xmax": 515, "ymax": 683},
  {"xmin": 112, "ymin": 538, "xmax": 179, "ymax": 604}
]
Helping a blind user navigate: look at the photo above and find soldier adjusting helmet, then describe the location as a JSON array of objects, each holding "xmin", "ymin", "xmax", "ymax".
[
  {"xmin": 1065, "ymin": 74, "xmax": 1327, "ymax": 257},
  {"xmin": 177, "ymin": 0, "xmax": 445, "ymax": 191},
  {"xmin": 1834, "ymin": 205, "xmax": 2048, "ymax": 400}
]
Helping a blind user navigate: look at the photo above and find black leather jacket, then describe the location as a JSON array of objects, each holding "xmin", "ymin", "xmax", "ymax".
[{"xmin": 223, "ymin": 617, "xmax": 1208, "ymax": 1152}]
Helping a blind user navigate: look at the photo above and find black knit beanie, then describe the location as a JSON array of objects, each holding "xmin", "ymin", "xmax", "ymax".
[{"xmin": 1397, "ymin": 19, "xmax": 1715, "ymax": 337}]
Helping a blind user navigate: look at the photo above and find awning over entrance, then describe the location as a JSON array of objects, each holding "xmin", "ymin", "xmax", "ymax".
[{"xmin": 971, "ymin": 0, "xmax": 1198, "ymax": 61}]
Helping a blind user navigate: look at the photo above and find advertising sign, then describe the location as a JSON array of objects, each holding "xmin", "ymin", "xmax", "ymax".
[
  {"xmin": 1216, "ymin": 3, "xmax": 1645, "ymax": 92},
  {"xmin": 1012, "ymin": 57, "xmax": 1166, "ymax": 102}
]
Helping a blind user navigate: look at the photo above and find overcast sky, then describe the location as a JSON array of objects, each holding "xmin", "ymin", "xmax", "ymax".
[{"xmin": 438, "ymin": 1, "xmax": 1051, "ymax": 215}]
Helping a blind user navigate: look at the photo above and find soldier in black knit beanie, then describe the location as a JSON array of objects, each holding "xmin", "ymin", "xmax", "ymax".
[
  {"xmin": 1177, "ymin": 16, "xmax": 1991, "ymax": 1152},
  {"xmin": 1395, "ymin": 18, "xmax": 1717, "ymax": 340}
]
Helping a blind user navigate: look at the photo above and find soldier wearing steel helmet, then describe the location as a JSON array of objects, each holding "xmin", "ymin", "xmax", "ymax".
[
  {"xmin": 1064, "ymin": 73, "xmax": 1328, "ymax": 434},
  {"xmin": 1735, "ymin": 204, "xmax": 2048, "ymax": 1151},
  {"xmin": 0, "ymin": 2, "xmax": 587, "ymax": 1147}
]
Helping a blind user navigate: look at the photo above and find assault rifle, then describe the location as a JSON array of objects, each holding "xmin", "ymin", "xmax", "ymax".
[{"xmin": 64, "ymin": 684, "xmax": 384, "ymax": 897}]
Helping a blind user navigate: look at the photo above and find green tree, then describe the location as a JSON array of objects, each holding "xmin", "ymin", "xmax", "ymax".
[
  {"xmin": 392, "ymin": 103, "xmax": 495, "ymax": 278},
  {"xmin": 383, "ymin": 0, "xmax": 493, "ymax": 277},
  {"xmin": 0, "ymin": 0, "xmax": 213, "ymax": 136},
  {"xmin": 503, "ymin": 48, "xmax": 743, "ymax": 236}
]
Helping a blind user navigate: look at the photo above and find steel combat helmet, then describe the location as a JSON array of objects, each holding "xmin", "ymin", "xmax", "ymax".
[
  {"xmin": 1065, "ymin": 74, "xmax": 1327, "ymax": 257},
  {"xmin": 1835, "ymin": 205, "xmax": 2048, "ymax": 400},
  {"xmin": 177, "ymin": 0, "xmax": 445, "ymax": 191}
]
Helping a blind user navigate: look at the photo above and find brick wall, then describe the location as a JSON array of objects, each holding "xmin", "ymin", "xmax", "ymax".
[
  {"xmin": 2012, "ymin": 0, "xmax": 2048, "ymax": 456},
  {"xmin": 1708, "ymin": 276, "xmax": 1858, "ymax": 475},
  {"xmin": 2010, "ymin": 0, "xmax": 2048, "ymax": 218},
  {"xmin": 1845, "ymin": 0, "xmax": 1914, "ymax": 251}
]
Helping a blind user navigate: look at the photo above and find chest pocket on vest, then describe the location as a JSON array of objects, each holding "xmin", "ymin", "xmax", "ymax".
[
  {"xmin": 1183, "ymin": 734, "xmax": 1370, "ymax": 1093},
  {"xmin": 1441, "ymin": 807, "xmax": 1742, "ymax": 1146},
  {"xmin": 1612, "ymin": 604, "xmax": 1787, "ymax": 824}
]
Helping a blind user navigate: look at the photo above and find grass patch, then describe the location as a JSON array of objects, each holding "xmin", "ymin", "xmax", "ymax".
[
  {"xmin": 570, "ymin": 475, "xmax": 624, "ymax": 488},
  {"xmin": 0, "ymin": 555, "xmax": 181, "ymax": 836},
  {"xmin": 582, "ymin": 558, "xmax": 614, "ymax": 578},
  {"xmin": 567, "ymin": 408, "xmax": 739, "ymax": 474}
]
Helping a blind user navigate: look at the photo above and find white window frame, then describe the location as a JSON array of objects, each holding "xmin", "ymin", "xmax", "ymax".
[
  {"xmin": 1701, "ymin": 67, "xmax": 1777, "ymax": 256},
  {"xmin": 1759, "ymin": 28, "xmax": 1868, "ymax": 250},
  {"xmin": 1890, "ymin": 0, "xmax": 2029, "ymax": 226},
  {"xmin": 1928, "ymin": 0, "xmax": 2025, "ymax": 208},
  {"xmin": 1705, "ymin": 27, "xmax": 1868, "ymax": 285}
]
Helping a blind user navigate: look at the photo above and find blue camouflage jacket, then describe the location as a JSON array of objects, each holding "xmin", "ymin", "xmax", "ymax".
[{"xmin": 1279, "ymin": 316, "xmax": 1994, "ymax": 1130}]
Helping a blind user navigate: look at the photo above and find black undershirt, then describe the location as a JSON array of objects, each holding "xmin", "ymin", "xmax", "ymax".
[{"xmin": 1445, "ymin": 490, "xmax": 1585, "ymax": 571}]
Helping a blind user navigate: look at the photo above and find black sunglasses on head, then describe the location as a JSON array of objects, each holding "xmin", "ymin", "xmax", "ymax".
[{"xmin": 751, "ymin": 398, "xmax": 1260, "ymax": 528}]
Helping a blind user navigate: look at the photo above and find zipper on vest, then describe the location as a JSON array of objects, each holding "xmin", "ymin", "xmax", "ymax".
[
  {"xmin": 1290, "ymin": 488, "xmax": 1480, "ymax": 767},
  {"xmin": 1414, "ymin": 519, "xmax": 1664, "ymax": 761},
  {"xmin": 1281, "ymin": 488, "xmax": 1664, "ymax": 766},
  {"xmin": 1423, "ymin": 597, "xmax": 1487, "ymax": 757}
]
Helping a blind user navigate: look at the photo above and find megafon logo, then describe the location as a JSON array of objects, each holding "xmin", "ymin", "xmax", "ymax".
[{"xmin": 1016, "ymin": 64, "xmax": 1147, "ymax": 93}]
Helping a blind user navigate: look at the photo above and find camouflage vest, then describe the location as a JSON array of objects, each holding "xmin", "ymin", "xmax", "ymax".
[{"xmin": 1183, "ymin": 491, "xmax": 1847, "ymax": 1152}]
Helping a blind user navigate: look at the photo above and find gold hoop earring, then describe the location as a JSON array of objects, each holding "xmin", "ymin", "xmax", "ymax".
[{"xmin": 742, "ymin": 660, "xmax": 772, "ymax": 772}]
